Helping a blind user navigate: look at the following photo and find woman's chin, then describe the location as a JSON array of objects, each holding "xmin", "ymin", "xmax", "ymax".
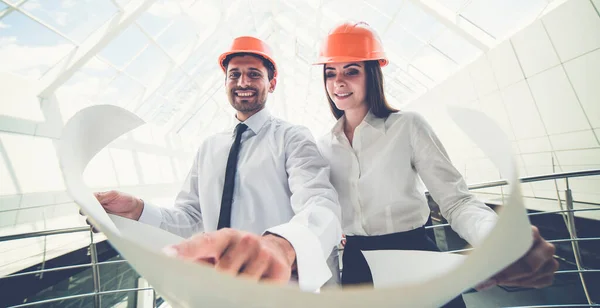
[
  {"xmin": 334, "ymin": 102, "xmax": 354, "ymax": 111},
  {"xmin": 335, "ymin": 102, "xmax": 363, "ymax": 113}
]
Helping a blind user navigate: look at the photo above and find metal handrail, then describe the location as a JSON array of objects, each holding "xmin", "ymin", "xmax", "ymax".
[
  {"xmin": 0, "ymin": 226, "xmax": 91, "ymax": 242},
  {"xmin": 443, "ymin": 247, "xmax": 473, "ymax": 254},
  {"xmin": 527, "ymin": 208, "xmax": 600, "ymax": 216},
  {"xmin": 1, "ymin": 259, "xmax": 127, "ymax": 279},
  {"xmin": 505, "ymin": 305, "xmax": 600, "ymax": 308},
  {"xmin": 442, "ymin": 237, "xmax": 600, "ymax": 254},
  {"xmin": 555, "ymin": 269, "xmax": 600, "ymax": 274},
  {"xmin": 425, "ymin": 207, "xmax": 600, "ymax": 230},
  {"xmin": 547, "ymin": 237, "xmax": 600, "ymax": 244},
  {"xmin": 466, "ymin": 169, "xmax": 600, "ymax": 191},
  {"xmin": 6, "ymin": 287, "xmax": 155, "ymax": 308}
]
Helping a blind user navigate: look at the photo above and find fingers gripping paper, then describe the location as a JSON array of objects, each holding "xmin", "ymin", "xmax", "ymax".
[
  {"xmin": 58, "ymin": 105, "xmax": 532, "ymax": 308},
  {"xmin": 362, "ymin": 106, "xmax": 533, "ymax": 305}
]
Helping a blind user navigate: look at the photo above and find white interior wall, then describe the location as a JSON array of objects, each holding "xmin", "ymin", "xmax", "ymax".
[{"xmin": 406, "ymin": 0, "xmax": 600, "ymax": 203}]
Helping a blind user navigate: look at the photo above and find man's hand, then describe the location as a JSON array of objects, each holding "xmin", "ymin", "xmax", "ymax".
[
  {"xmin": 164, "ymin": 228, "xmax": 296, "ymax": 284},
  {"xmin": 80, "ymin": 191, "xmax": 144, "ymax": 231},
  {"xmin": 93, "ymin": 190, "xmax": 144, "ymax": 220},
  {"xmin": 477, "ymin": 226, "xmax": 559, "ymax": 291}
]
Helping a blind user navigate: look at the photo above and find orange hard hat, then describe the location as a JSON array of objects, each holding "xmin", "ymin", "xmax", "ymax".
[
  {"xmin": 218, "ymin": 36, "xmax": 278, "ymax": 77},
  {"xmin": 314, "ymin": 21, "xmax": 388, "ymax": 67}
]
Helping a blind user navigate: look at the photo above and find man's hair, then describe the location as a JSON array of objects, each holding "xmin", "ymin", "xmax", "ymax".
[
  {"xmin": 323, "ymin": 60, "xmax": 398, "ymax": 120},
  {"xmin": 222, "ymin": 52, "xmax": 276, "ymax": 81}
]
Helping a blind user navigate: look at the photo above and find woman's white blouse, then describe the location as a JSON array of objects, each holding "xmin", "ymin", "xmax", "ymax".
[{"xmin": 318, "ymin": 111, "xmax": 498, "ymax": 246}]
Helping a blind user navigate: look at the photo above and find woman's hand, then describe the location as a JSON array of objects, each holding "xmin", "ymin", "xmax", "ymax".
[{"xmin": 477, "ymin": 226, "xmax": 559, "ymax": 291}]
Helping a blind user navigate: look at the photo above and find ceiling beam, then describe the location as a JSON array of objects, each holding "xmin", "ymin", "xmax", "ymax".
[
  {"xmin": 38, "ymin": 0, "xmax": 158, "ymax": 98},
  {"xmin": 406, "ymin": 0, "xmax": 494, "ymax": 51}
]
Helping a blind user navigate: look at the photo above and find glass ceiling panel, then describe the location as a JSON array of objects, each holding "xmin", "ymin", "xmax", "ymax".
[
  {"xmin": 0, "ymin": 10, "xmax": 75, "ymax": 80},
  {"xmin": 124, "ymin": 43, "xmax": 172, "ymax": 86},
  {"xmin": 250, "ymin": 0, "xmax": 272, "ymax": 17},
  {"xmin": 412, "ymin": 45, "xmax": 460, "ymax": 82},
  {"xmin": 157, "ymin": 69, "xmax": 186, "ymax": 98},
  {"xmin": 395, "ymin": 69, "xmax": 428, "ymax": 94},
  {"xmin": 393, "ymin": 0, "xmax": 446, "ymax": 42},
  {"xmin": 113, "ymin": 0, "xmax": 132, "ymax": 8},
  {"xmin": 18, "ymin": 0, "xmax": 117, "ymax": 44},
  {"xmin": 408, "ymin": 64, "xmax": 436, "ymax": 88},
  {"xmin": 321, "ymin": 0, "xmax": 361, "ymax": 23},
  {"xmin": 178, "ymin": 99, "xmax": 219, "ymax": 137},
  {"xmin": 296, "ymin": 39, "xmax": 315, "ymax": 64},
  {"xmin": 136, "ymin": 10, "xmax": 172, "ymax": 37},
  {"xmin": 155, "ymin": 18, "xmax": 198, "ymax": 59},
  {"xmin": 431, "ymin": 28, "xmax": 481, "ymax": 65},
  {"xmin": 0, "ymin": 0, "xmax": 562, "ymax": 140},
  {"xmin": 94, "ymin": 73, "xmax": 145, "ymax": 110},
  {"xmin": 350, "ymin": 2, "xmax": 391, "ymax": 35},
  {"xmin": 180, "ymin": 46, "xmax": 209, "ymax": 75},
  {"xmin": 98, "ymin": 24, "xmax": 148, "ymax": 68},
  {"xmin": 157, "ymin": 80, "xmax": 200, "ymax": 125},
  {"xmin": 382, "ymin": 28, "xmax": 425, "ymax": 61},
  {"xmin": 136, "ymin": 92, "xmax": 168, "ymax": 122},
  {"xmin": 436, "ymin": 0, "xmax": 470, "ymax": 13},
  {"xmin": 55, "ymin": 56, "xmax": 118, "ymax": 120},
  {"xmin": 365, "ymin": 0, "xmax": 404, "ymax": 19}
]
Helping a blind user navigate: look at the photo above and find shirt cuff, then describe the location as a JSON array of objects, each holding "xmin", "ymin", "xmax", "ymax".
[
  {"xmin": 266, "ymin": 222, "xmax": 331, "ymax": 292},
  {"xmin": 472, "ymin": 216, "xmax": 498, "ymax": 246},
  {"xmin": 137, "ymin": 201, "xmax": 163, "ymax": 228}
]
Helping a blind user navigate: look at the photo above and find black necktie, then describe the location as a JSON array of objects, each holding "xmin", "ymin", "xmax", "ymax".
[{"xmin": 217, "ymin": 123, "xmax": 248, "ymax": 229}]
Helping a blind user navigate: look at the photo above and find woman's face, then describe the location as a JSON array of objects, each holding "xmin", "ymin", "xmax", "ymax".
[{"xmin": 324, "ymin": 62, "xmax": 367, "ymax": 113}]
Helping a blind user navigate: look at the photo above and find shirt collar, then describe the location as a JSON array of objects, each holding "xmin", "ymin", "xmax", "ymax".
[
  {"xmin": 331, "ymin": 114, "xmax": 345, "ymax": 134},
  {"xmin": 330, "ymin": 110, "xmax": 386, "ymax": 135},
  {"xmin": 363, "ymin": 110, "xmax": 386, "ymax": 133},
  {"xmin": 232, "ymin": 107, "xmax": 271, "ymax": 136}
]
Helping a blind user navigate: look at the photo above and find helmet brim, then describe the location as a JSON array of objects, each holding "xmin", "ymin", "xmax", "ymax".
[
  {"xmin": 218, "ymin": 50, "xmax": 278, "ymax": 77},
  {"xmin": 313, "ymin": 56, "xmax": 388, "ymax": 67}
]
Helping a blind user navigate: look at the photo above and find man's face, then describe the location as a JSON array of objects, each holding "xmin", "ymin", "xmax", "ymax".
[{"xmin": 225, "ymin": 55, "xmax": 276, "ymax": 114}]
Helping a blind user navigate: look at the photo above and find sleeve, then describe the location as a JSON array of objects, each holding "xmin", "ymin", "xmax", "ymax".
[
  {"xmin": 265, "ymin": 125, "xmax": 343, "ymax": 292},
  {"xmin": 409, "ymin": 113, "xmax": 498, "ymax": 246},
  {"xmin": 138, "ymin": 150, "xmax": 204, "ymax": 239}
]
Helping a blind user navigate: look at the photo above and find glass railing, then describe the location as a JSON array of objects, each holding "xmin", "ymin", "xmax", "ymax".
[
  {"xmin": 1, "ymin": 169, "xmax": 598, "ymax": 308},
  {"xmin": 0, "ymin": 228, "xmax": 160, "ymax": 308},
  {"xmin": 425, "ymin": 169, "xmax": 600, "ymax": 307}
]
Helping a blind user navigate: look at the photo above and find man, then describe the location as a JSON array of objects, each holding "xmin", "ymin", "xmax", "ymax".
[{"xmin": 94, "ymin": 36, "xmax": 342, "ymax": 291}]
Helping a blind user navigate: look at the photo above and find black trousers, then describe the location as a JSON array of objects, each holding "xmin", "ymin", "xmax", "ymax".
[{"xmin": 342, "ymin": 226, "xmax": 467, "ymax": 308}]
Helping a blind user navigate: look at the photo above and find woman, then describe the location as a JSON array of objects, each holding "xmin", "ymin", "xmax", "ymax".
[{"xmin": 314, "ymin": 21, "xmax": 558, "ymax": 306}]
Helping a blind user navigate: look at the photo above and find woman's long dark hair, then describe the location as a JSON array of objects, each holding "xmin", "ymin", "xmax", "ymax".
[{"xmin": 324, "ymin": 60, "xmax": 398, "ymax": 120}]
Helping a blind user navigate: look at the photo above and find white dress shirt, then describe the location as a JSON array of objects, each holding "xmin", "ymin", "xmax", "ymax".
[
  {"xmin": 139, "ymin": 108, "xmax": 342, "ymax": 291},
  {"xmin": 318, "ymin": 111, "xmax": 497, "ymax": 246}
]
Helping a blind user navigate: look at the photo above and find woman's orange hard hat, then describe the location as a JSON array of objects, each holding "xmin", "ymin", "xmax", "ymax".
[{"xmin": 314, "ymin": 21, "xmax": 388, "ymax": 67}]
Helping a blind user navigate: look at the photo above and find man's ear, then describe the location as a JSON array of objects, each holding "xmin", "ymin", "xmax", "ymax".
[{"xmin": 269, "ymin": 77, "xmax": 277, "ymax": 93}]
